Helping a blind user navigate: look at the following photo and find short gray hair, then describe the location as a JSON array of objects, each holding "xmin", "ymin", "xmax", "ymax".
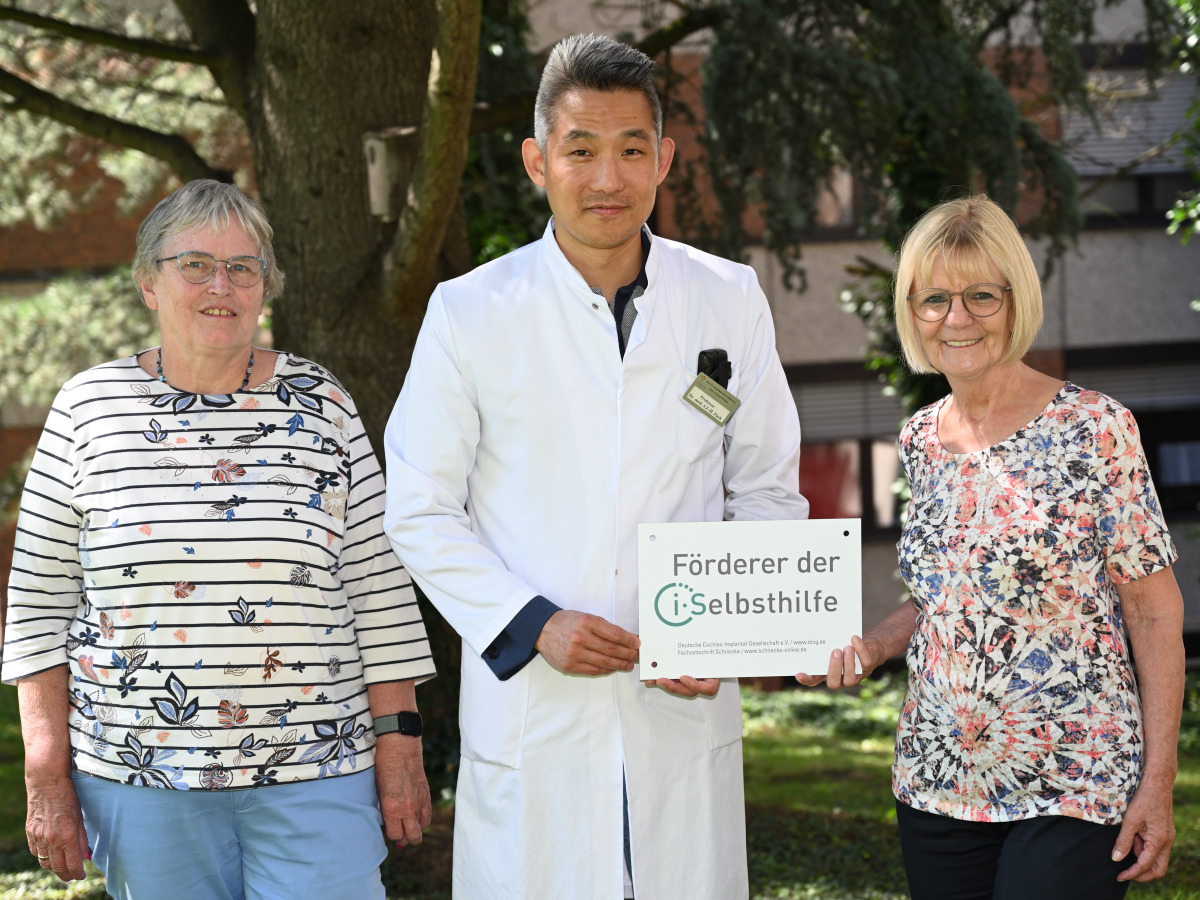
[
  {"xmin": 132, "ymin": 179, "xmax": 285, "ymax": 303},
  {"xmin": 534, "ymin": 33, "xmax": 662, "ymax": 152}
]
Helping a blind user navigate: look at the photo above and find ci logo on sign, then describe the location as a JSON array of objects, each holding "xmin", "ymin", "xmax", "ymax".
[{"xmin": 653, "ymin": 582, "xmax": 705, "ymax": 627}]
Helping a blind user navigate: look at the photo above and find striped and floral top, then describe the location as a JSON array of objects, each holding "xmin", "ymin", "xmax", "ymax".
[
  {"xmin": 895, "ymin": 383, "xmax": 1176, "ymax": 824},
  {"xmin": 2, "ymin": 352, "xmax": 435, "ymax": 790}
]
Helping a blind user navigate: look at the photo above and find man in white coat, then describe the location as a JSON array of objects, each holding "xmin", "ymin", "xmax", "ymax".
[{"xmin": 384, "ymin": 33, "xmax": 809, "ymax": 899}]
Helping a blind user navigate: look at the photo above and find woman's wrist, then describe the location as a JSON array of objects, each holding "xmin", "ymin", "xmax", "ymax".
[
  {"xmin": 1137, "ymin": 764, "xmax": 1178, "ymax": 792},
  {"xmin": 24, "ymin": 759, "xmax": 74, "ymax": 784}
]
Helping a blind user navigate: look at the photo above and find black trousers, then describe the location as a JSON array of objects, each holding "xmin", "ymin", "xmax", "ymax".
[{"xmin": 895, "ymin": 800, "xmax": 1132, "ymax": 900}]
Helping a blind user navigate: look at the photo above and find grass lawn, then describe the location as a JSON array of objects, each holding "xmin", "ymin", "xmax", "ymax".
[
  {"xmin": 741, "ymin": 678, "xmax": 908, "ymax": 899},
  {"xmin": 2, "ymin": 673, "xmax": 1198, "ymax": 899}
]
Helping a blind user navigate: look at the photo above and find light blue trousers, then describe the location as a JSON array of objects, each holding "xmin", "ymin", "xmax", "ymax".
[{"xmin": 73, "ymin": 768, "xmax": 387, "ymax": 900}]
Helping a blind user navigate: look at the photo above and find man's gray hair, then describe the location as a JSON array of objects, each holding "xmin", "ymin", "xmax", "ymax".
[
  {"xmin": 534, "ymin": 33, "xmax": 662, "ymax": 152},
  {"xmin": 132, "ymin": 179, "xmax": 285, "ymax": 303}
]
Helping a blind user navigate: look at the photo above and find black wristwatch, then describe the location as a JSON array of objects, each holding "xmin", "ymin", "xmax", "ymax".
[{"xmin": 372, "ymin": 711, "xmax": 423, "ymax": 738}]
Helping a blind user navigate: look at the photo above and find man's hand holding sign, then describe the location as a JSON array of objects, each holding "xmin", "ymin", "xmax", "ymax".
[
  {"xmin": 536, "ymin": 611, "xmax": 640, "ymax": 676},
  {"xmin": 646, "ymin": 675, "xmax": 722, "ymax": 697}
]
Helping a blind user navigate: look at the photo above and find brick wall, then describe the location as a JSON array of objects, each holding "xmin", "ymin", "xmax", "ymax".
[{"xmin": 0, "ymin": 177, "xmax": 153, "ymax": 276}]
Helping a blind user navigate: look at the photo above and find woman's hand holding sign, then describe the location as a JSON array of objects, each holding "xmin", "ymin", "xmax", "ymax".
[
  {"xmin": 796, "ymin": 634, "xmax": 884, "ymax": 688},
  {"xmin": 796, "ymin": 603, "xmax": 918, "ymax": 689}
]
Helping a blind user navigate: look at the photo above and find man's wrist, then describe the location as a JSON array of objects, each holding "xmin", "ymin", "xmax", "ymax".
[{"xmin": 373, "ymin": 711, "xmax": 423, "ymax": 738}]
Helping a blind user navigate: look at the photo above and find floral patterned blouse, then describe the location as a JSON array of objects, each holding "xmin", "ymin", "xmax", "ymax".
[
  {"xmin": 2, "ymin": 352, "xmax": 435, "ymax": 790},
  {"xmin": 894, "ymin": 383, "xmax": 1176, "ymax": 824}
]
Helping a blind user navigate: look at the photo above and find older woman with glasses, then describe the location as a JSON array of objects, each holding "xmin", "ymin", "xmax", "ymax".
[
  {"xmin": 3, "ymin": 179, "xmax": 436, "ymax": 898},
  {"xmin": 798, "ymin": 195, "xmax": 1184, "ymax": 900}
]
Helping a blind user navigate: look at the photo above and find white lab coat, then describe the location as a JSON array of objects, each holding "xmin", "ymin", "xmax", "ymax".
[{"xmin": 384, "ymin": 221, "xmax": 807, "ymax": 900}]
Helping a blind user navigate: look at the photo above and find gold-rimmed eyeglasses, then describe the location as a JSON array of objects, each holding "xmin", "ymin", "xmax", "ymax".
[
  {"xmin": 156, "ymin": 251, "xmax": 267, "ymax": 288},
  {"xmin": 907, "ymin": 283, "xmax": 1010, "ymax": 322}
]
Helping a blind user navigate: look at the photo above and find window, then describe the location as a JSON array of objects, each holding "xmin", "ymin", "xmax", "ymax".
[
  {"xmin": 798, "ymin": 437, "xmax": 902, "ymax": 530},
  {"xmin": 1159, "ymin": 440, "xmax": 1200, "ymax": 488},
  {"xmin": 1063, "ymin": 68, "xmax": 1199, "ymax": 228}
]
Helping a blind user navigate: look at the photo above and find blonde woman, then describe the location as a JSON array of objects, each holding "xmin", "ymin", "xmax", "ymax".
[{"xmin": 799, "ymin": 195, "xmax": 1184, "ymax": 900}]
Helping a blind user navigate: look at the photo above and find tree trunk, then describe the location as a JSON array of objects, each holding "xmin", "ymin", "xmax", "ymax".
[
  {"xmin": 245, "ymin": 0, "xmax": 470, "ymax": 789},
  {"xmin": 247, "ymin": 1, "xmax": 470, "ymax": 444}
]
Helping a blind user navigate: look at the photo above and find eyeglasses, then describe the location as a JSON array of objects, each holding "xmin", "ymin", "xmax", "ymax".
[
  {"xmin": 907, "ymin": 283, "xmax": 1010, "ymax": 322},
  {"xmin": 156, "ymin": 251, "xmax": 267, "ymax": 288}
]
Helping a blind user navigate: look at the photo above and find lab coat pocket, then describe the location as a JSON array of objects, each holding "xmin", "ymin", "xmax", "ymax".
[
  {"xmin": 458, "ymin": 652, "xmax": 530, "ymax": 768},
  {"xmin": 677, "ymin": 371, "xmax": 726, "ymax": 464},
  {"xmin": 699, "ymin": 679, "xmax": 744, "ymax": 750}
]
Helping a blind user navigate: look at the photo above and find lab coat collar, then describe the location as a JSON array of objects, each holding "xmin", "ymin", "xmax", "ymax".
[{"xmin": 541, "ymin": 218, "xmax": 661, "ymax": 325}]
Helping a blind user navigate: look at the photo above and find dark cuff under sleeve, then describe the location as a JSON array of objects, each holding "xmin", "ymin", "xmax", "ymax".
[{"xmin": 482, "ymin": 595, "xmax": 561, "ymax": 681}]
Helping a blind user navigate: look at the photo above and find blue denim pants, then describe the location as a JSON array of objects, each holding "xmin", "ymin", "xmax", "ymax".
[{"xmin": 73, "ymin": 767, "xmax": 387, "ymax": 900}]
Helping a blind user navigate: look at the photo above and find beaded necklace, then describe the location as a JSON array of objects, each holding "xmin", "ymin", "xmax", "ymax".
[{"xmin": 156, "ymin": 347, "xmax": 255, "ymax": 393}]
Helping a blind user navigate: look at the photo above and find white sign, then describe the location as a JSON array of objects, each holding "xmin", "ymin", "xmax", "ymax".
[{"xmin": 638, "ymin": 519, "xmax": 861, "ymax": 678}]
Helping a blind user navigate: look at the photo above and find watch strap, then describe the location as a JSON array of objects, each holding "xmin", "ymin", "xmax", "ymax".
[{"xmin": 372, "ymin": 711, "xmax": 423, "ymax": 738}]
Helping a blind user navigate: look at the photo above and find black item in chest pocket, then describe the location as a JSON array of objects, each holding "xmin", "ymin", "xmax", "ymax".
[{"xmin": 697, "ymin": 348, "xmax": 731, "ymax": 388}]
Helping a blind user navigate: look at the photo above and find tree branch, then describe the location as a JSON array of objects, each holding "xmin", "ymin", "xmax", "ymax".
[
  {"xmin": 0, "ymin": 64, "xmax": 220, "ymax": 183},
  {"xmin": 468, "ymin": 97, "xmax": 533, "ymax": 135},
  {"xmin": 975, "ymin": 0, "xmax": 1027, "ymax": 52},
  {"xmin": 462, "ymin": 4, "xmax": 728, "ymax": 136},
  {"xmin": 384, "ymin": 0, "xmax": 483, "ymax": 320},
  {"xmin": 172, "ymin": 0, "xmax": 255, "ymax": 119},
  {"xmin": 845, "ymin": 255, "xmax": 892, "ymax": 281},
  {"xmin": 1076, "ymin": 133, "xmax": 1183, "ymax": 200},
  {"xmin": 0, "ymin": 4, "xmax": 219, "ymax": 66},
  {"xmin": 635, "ymin": 4, "xmax": 727, "ymax": 59}
]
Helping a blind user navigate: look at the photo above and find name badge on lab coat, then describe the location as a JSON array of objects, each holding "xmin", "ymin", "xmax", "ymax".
[{"xmin": 683, "ymin": 373, "xmax": 741, "ymax": 426}]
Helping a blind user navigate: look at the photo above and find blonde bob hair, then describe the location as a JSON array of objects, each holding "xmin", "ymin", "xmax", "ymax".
[
  {"xmin": 132, "ymin": 179, "xmax": 285, "ymax": 304},
  {"xmin": 893, "ymin": 194, "xmax": 1042, "ymax": 374}
]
